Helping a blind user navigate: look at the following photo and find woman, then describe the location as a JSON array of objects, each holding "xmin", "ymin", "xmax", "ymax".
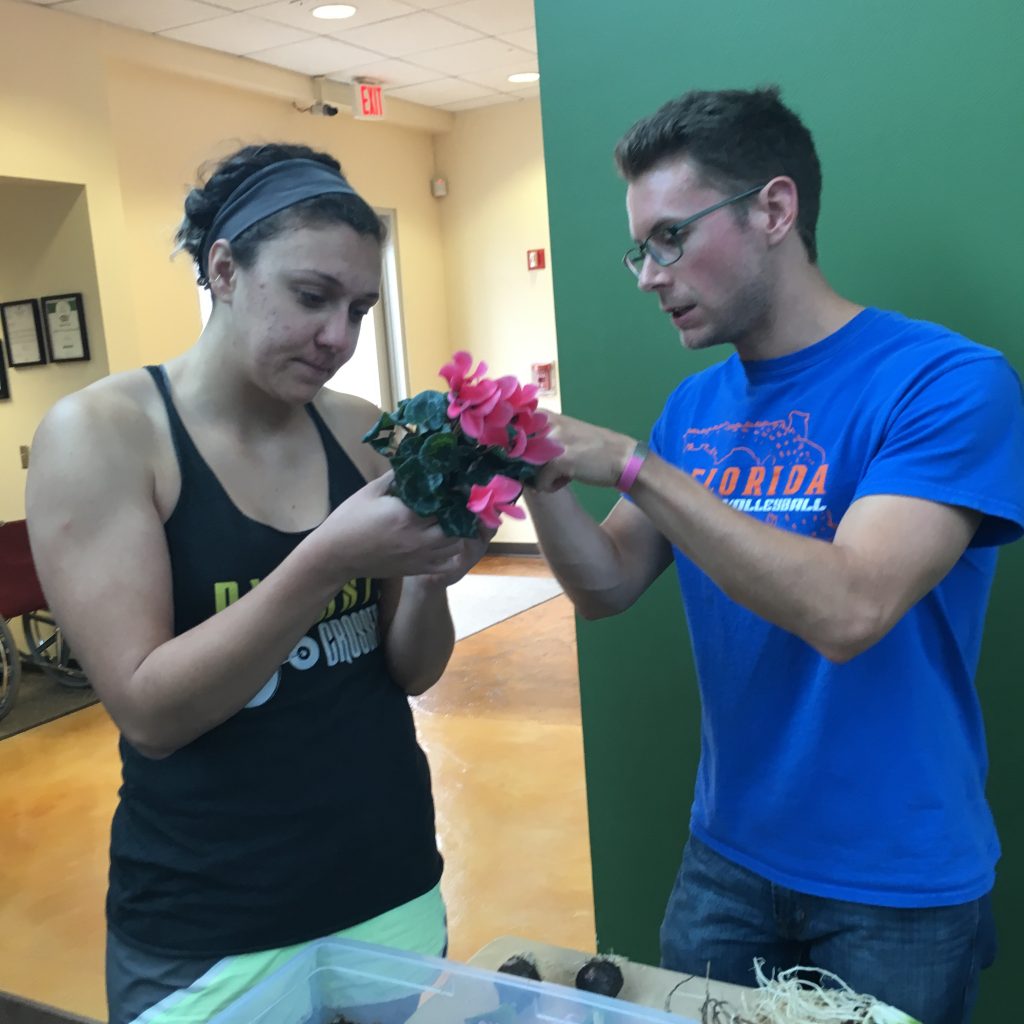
[{"xmin": 26, "ymin": 143, "xmax": 486, "ymax": 1023}]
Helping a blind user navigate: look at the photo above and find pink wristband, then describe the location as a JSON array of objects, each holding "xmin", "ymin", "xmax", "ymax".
[{"xmin": 616, "ymin": 441, "xmax": 649, "ymax": 493}]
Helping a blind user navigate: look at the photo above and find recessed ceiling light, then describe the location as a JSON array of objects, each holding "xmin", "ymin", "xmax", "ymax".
[
  {"xmin": 312, "ymin": 4, "xmax": 357, "ymax": 19},
  {"xmin": 507, "ymin": 72, "xmax": 540, "ymax": 84}
]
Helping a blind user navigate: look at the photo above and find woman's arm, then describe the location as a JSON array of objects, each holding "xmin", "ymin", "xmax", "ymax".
[
  {"xmin": 377, "ymin": 524, "xmax": 491, "ymax": 695},
  {"xmin": 317, "ymin": 390, "xmax": 495, "ymax": 696},
  {"xmin": 377, "ymin": 577, "xmax": 453, "ymax": 696},
  {"xmin": 27, "ymin": 389, "xmax": 462, "ymax": 757}
]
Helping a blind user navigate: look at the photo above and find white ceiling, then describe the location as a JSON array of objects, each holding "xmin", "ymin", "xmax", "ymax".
[{"xmin": 18, "ymin": 0, "xmax": 539, "ymax": 112}]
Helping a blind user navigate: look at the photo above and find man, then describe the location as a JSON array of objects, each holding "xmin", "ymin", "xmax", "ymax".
[{"xmin": 526, "ymin": 86, "xmax": 1024, "ymax": 1024}]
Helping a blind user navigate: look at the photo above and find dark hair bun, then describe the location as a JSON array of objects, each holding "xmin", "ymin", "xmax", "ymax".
[{"xmin": 174, "ymin": 143, "xmax": 352, "ymax": 287}]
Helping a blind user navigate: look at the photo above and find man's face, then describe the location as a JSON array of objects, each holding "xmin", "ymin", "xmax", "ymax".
[{"xmin": 625, "ymin": 157, "xmax": 771, "ymax": 352}]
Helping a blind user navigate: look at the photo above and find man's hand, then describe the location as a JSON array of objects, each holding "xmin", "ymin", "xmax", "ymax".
[{"xmin": 533, "ymin": 412, "xmax": 638, "ymax": 491}]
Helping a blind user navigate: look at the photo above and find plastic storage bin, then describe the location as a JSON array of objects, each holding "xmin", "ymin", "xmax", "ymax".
[{"xmin": 206, "ymin": 938, "xmax": 698, "ymax": 1024}]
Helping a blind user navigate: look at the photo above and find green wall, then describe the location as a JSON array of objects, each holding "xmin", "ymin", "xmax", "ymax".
[{"xmin": 534, "ymin": 1, "xmax": 1024, "ymax": 1018}]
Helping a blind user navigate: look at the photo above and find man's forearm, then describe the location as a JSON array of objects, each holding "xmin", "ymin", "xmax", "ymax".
[
  {"xmin": 532, "ymin": 412, "xmax": 976, "ymax": 662},
  {"xmin": 524, "ymin": 488, "xmax": 634, "ymax": 618},
  {"xmin": 630, "ymin": 454, "xmax": 883, "ymax": 661}
]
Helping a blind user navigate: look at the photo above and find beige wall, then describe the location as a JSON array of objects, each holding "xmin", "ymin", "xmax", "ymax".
[
  {"xmin": 0, "ymin": 3, "xmax": 139, "ymax": 372},
  {"xmin": 0, "ymin": 181, "xmax": 110, "ymax": 521},
  {"xmin": 436, "ymin": 100, "xmax": 560, "ymax": 543},
  {"xmin": 0, "ymin": 0, "xmax": 558, "ymax": 542},
  {"xmin": 103, "ymin": 58, "xmax": 452, "ymax": 389},
  {"xmin": 0, "ymin": 0, "xmax": 454, "ymax": 518}
]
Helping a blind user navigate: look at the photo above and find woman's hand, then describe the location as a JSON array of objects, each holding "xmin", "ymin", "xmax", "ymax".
[
  {"xmin": 319, "ymin": 471, "xmax": 466, "ymax": 580},
  {"xmin": 421, "ymin": 524, "xmax": 497, "ymax": 587}
]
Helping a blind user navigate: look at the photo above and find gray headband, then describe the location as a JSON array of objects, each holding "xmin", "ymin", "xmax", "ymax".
[{"xmin": 200, "ymin": 157, "xmax": 358, "ymax": 278}]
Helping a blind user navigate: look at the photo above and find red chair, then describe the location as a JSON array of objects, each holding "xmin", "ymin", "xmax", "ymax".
[{"xmin": 0, "ymin": 519, "xmax": 87, "ymax": 721}]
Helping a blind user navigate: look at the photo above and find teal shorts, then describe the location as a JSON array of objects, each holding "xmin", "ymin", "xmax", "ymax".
[{"xmin": 106, "ymin": 883, "xmax": 447, "ymax": 1024}]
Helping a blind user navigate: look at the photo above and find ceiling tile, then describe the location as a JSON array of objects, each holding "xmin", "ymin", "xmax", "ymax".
[
  {"xmin": 252, "ymin": 0, "xmax": 417, "ymax": 33},
  {"xmin": 19, "ymin": 0, "xmax": 541, "ymax": 112},
  {"xmin": 412, "ymin": 36, "xmax": 531, "ymax": 74},
  {"xmin": 386, "ymin": 77, "xmax": 495, "ymax": 105},
  {"xmin": 161, "ymin": 12, "xmax": 314, "ymax": 53},
  {"xmin": 330, "ymin": 57, "xmax": 442, "ymax": 88},
  {"xmin": 442, "ymin": 93, "xmax": 518, "ymax": 111},
  {"xmin": 435, "ymin": 0, "xmax": 533, "ymax": 36},
  {"xmin": 458, "ymin": 57, "xmax": 537, "ymax": 91},
  {"xmin": 497, "ymin": 28, "xmax": 536, "ymax": 52},
  {"xmin": 198, "ymin": 0, "xmax": 279, "ymax": 9},
  {"xmin": 54, "ymin": 0, "xmax": 228, "ymax": 32},
  {"xmin": 505, "ymin": 80, "xmax": 538, "ymax": 99},
  {"xmin": 336, "ymin": 10, "xmax": 481, "ymax": 56},
  {"xmin": 247, "ymin": 35, "xmax": 383, "ymax": 75}
]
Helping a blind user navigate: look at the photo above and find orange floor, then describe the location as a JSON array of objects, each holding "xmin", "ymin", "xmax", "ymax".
[{"xmin": 0, "ymin": 556, "xmax": 594, "ymax": 1020}]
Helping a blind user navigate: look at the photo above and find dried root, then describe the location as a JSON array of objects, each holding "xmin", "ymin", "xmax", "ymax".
[{"xmin": 697, "ymin": 959, "xmax": 920, "ymax": 1024}]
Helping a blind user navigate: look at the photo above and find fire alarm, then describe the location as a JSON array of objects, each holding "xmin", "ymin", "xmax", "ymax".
[
  {"xmin": 527, "ymin": 248, "xmax": 546, "ymax": 270},
  {"xmin": 431, "ymin": 177, "xmax": 448, "ymax": 198},
  {"xmin": 531, "ymin": 361, "xmax": 556, "ymax": 394}
]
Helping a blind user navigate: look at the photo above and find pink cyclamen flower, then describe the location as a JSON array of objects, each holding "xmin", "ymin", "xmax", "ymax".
[
  {"xmin": 439, "ymin": 351, "xmax": 488, "ymax": 394},
  {"xmin": 466, "ymin": 475, "xmax": 527, "ymax": 529},
  {"xmin": 504, "ymin": 381, "xmax": 540, "ymax": 417},
  {"xmin": 519, "ymin": 432, "xmax": 565, "ymax": 465},
  {"xmin": 455, "ymin": 376, "xmax": 520, "ymax": 445},
  {"xmin": 505, "ymin": 410, "xmax": 564, "ymax": 464},
  {"xmin": 438, "ymin": 352, "xmax": 563, "ymax": 463},
  {"xmin": 455, "ymin": 377, "xmax": 511, "ymax": 428}
]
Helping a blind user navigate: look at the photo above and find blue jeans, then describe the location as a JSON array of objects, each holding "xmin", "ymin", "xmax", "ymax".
[{"xmin": 660, "ymin": 837, "xmax": 996, "ymax": 1024}]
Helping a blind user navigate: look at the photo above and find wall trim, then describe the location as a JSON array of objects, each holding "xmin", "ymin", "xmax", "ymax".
[{"xmin": 487, "ymin": 541, "xmax": 541, "ymax": 557}]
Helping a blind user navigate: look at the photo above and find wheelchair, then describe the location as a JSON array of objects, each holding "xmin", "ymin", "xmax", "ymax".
[{"xmin": 0, "ymin": 518, "xmax": 88, "ymax": 722}]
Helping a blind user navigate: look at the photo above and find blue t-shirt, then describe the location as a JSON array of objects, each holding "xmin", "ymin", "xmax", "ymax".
[{"xmin": 650, "ymin": 307, "xmax": 1024, "ymax": 907}]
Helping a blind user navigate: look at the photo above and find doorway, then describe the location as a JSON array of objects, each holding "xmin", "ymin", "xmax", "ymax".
[{"xmin": 324, "ymin": 209, "xmax": 407, "ymax": 408}]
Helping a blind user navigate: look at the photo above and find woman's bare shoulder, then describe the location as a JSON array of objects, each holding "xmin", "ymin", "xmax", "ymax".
[
  {"xmin": 32, "ymin": 368, "xmax": 168, "ymax": 478},
  {"xmin": 313, "ymin": 389, "xmax": 390, "ymax": 480},
  {"xmin": 39, "ymin": 367, "xmax": 160, "ymax": 430}
]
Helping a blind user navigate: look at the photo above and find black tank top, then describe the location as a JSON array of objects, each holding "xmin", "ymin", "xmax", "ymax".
[{"xmin": 106, "ymin": 366, "xmax": 442, "ymax": 957}]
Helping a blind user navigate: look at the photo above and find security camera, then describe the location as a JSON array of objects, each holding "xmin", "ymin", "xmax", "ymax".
[
  {"xmin": 294, "ymin": 101, "xmax": 339, "ymax": 117},
  {"xmin": 296, "ymin": 76, "xmax": 340, "ymax": 117}
]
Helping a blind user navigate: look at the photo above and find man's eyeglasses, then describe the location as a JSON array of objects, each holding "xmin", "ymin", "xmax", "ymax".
[{"xmin": 622, "ymin": 183, "xmax": 768, "ymax": 278}]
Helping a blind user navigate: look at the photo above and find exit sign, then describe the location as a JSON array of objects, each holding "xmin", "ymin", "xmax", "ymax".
[{"xmin": 355, "ymin": 81, "xmax": 384, "ymax": 120}]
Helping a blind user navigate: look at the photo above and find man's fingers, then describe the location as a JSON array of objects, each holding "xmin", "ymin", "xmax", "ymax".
[{"xmin": 534, "ymin": 463, "xmax": 572, "ymax": 492}]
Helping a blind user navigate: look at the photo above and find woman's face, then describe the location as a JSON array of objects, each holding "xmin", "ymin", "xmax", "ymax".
[{"xmin": 216, "ymin": 221, "xmax": 382, "ymax": 403}]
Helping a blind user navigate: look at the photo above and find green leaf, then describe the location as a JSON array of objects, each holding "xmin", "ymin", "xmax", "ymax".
[
  {"xmin": 436, "ymin": 500, "xmax": 480, "ymax": 538},
  {"xmin": 393, "ymin": 431, "xmax": 424, "ymax": 461},
  {"xmin": 420, "ymin": 431, "xmax": 459, "ymax": 472},
  {"xmin": 366, "ymin": 387, "xmax": 540, "ymax": 526},
  {"xmin": 393, "ymin": 458, "xmax": 444, "ymax": 516},
  {"xmin": 464, "ymin": 459, "xmax": 499, "ymax": 486},
  {"xmin": 396, "ymin": 389, "xmax": 451, "ymax": 431},
  {"xmin": 362, "ymin": 411, "xmax": 397, "ymax": 452},
  {"xmin": 500, "ymin": 461, "xmax": 539, "ymax": 485}
]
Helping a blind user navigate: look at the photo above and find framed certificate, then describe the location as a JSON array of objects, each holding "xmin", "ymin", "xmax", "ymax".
[
  {"xmin": 1, "ymin": 298, "xmax": 46, "ymax": 367},
  {"xmin": 41, "ymin": 292, "xmax": 90, "ymax": 363}
]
